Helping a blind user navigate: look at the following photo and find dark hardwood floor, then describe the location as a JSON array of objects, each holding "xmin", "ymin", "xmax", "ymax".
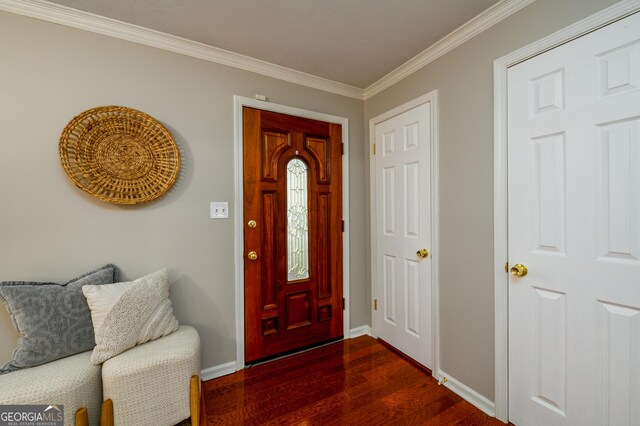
[{"xmin": 202, "ymin": 336, "xmax": 504, "ymax": 425}]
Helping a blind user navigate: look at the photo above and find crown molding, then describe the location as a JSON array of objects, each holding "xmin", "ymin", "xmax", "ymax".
[
  {"xmin": 0, "ymin": 0, "xmax": 364, "ymax": 100},
  {"xmin": 0, "ymin": 0, "xmax": 540, "ymax": 102},
  {"xmin": 363, "ymin": 0, "xmax": 537, "ymax": 100}
]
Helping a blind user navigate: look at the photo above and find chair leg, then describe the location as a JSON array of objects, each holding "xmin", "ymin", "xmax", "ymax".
[
  {"xmin": 190, "ymin": 375, "xmax": 200, "ymax": 426},
  {"xmin": 101, "ymin": 380, "xmax": 199, "ymax": 425},
  {"xmin": 75, "ymin": 407, "xmax": 88, "ymax": 426},
  {"xmin": 101, "ymin": 399, "xmax": 114, "ymax": 426}
]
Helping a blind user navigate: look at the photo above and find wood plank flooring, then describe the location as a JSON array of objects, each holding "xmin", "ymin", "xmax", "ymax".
[{"xmin": 202, "ymin": 336, "xmax": 504, "ymax": 425}]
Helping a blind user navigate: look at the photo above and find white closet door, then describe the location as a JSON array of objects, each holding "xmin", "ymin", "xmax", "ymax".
[
  {"xmin": 375, "ymin": 102, "xmax": 432, "ymax": 368},
  {"xmin": 508, "ymin": 12, "xmax": 640, "ymax": 426}
]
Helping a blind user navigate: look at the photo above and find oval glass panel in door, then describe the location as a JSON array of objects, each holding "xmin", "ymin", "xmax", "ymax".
[{"xmin": 287, "ymin": 158, "xmax": 309, "ymax": 280}]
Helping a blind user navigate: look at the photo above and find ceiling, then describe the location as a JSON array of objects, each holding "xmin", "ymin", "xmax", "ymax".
[{"xmin": 46, "ymin": 0, "xmax": 500, "ymax": 88}]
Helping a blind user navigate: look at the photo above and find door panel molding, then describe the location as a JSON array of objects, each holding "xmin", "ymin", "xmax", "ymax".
[
  {"xmin": 369, "ymin": 90, "xmax": 440, "ymax": 375},
  {"xmin": 234, "ymin": 96, "xmax": 350, "ymax": 369},
  {"xmin": 493, "ymin": 2, "xmax": 640, "ymax": 422}
]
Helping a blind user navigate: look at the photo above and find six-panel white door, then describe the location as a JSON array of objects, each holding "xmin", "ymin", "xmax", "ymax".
[
  {"xmin": 375, "ymin": 102, "xmax": 432, "ymax": 368},
  {"xmin": 508, "ymin": 12, "xmax": 640, "ymax": 426}
]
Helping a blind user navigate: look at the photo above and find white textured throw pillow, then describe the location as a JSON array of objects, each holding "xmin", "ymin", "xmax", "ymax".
[{"xmin": 82, "ymin": 269, "xmax": 179, "ymax": 365}]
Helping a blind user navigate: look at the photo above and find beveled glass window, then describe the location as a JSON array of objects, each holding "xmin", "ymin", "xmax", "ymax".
[{"xmin": 287, "ymin": 158, "xmax": 309, "ymax": 280}]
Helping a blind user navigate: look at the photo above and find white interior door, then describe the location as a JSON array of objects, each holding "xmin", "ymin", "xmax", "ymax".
[
  {"xmin": 508, "ymin": 12, "xmax": 640, "ymax": 426},
  {"xmin": 374, "ymin": 101, "xmax": 432, "ymax": 368}
]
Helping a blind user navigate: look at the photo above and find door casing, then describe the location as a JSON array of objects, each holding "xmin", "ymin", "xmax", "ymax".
[
  {"xmin": 234, "ymin": 95, "xmax": 350, "ymax": 369},
  {"xmin": 369, "ymin": 90, "xmax": 440, "ymax": 377},
  {"xmin": 493, "ymin": 2, "xmax": 640, "ymax": 422}
]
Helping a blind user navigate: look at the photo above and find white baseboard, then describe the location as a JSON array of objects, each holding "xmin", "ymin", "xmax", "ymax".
[
  {"xmin": 200, "ymin": 360, "xmax": 237, "ymax": 381},
  {"xmin": 349, "ymin": 325, "xmax": 373, "ymax": 338},
  {"xmin": 436, "ymin": 370, "xmax": 496, "ymax": 417}
]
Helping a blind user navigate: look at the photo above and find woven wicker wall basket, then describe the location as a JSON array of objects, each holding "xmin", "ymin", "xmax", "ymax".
[{"xmin": 59, "ymin": 106, "xmax": 181, "ymax": 205}]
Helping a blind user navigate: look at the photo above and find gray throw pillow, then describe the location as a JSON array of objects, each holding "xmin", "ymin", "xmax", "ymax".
[{"xmin": 0, "ymin": 264, "xmax": 118, "ymax": 374}]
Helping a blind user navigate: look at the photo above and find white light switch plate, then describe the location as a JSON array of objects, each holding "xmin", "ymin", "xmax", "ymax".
[{"xmin": 210, "ymin": 201, "xmax": 229, "ymax": 219}]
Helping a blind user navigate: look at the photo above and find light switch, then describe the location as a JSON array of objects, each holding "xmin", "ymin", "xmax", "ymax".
[{"xmin": 210, "ymin": 201, "xmax": 229, "ymax": 219}]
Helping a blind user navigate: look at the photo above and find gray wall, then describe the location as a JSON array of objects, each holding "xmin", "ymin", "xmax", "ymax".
[
  {"xmin": 364, "ymin": 0, "xmax": 618, "ymax": 400},
  {"xmin": 0, "ymin": 0, "xmax": 621, "ymax": 404},
  {"xmin": 0, "ymin": 12, "xmax": 366, "ymax": 369}
]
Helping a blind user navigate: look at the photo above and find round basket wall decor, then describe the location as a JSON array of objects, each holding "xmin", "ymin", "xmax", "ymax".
[{"xmin": 59, "ymin": 106, "xmax": 180, "ymax": 205}]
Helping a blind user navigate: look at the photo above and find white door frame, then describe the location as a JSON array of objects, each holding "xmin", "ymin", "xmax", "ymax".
[
  {"xmin": 493, "ymin": 1, "xmax": 640, "ymax": 422},
  {"xmin": 233, "ymin": 95, "xmax": 351, "ymax": 369},
  {"xmin": 369, "ymin": 91, "xmax": 440, "ymax": 375}
]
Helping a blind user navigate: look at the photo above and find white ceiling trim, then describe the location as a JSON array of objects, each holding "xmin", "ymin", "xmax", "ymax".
[
  {"xmin": 363, "ymin": 0, "xmax": 537, "ymax": 100},
  {"xmin": 0, "ymin": 0, "xmax": 364, "ymax": 100},
  {"xmin": 0, "ymin": 0, "xmax": 538, "ymax": 102}
]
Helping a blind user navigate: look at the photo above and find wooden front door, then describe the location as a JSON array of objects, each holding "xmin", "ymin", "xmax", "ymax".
[{"xmin": 243, "ymin": 107, "xmax": 343, "ymax": 363}]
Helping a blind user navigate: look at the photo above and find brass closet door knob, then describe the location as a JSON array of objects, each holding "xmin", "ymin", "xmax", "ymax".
[
  {"xmin": 416, "ymin": 248, "xmax": 429, "ymax": 258},
  {"xmin": 510, "ymin": 264, "xmax": 528, "ymax": 277},
  {"xmin": 247, "ymin": 251, "xmax": 258, "ymax": 261}
]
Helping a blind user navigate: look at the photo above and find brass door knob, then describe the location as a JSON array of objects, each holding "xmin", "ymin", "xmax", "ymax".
[
  {"xmin": 247, "ymin": 220, "xmax": 257, "ymax": 228},
  {"xmin": 510, "ymin": 263, "xmax": 528, "ymax": 277},
  {"xmin": 416, "ymin": 248, "xmax": 429, "ymax": 258},
  {"xmin": 247, "ymin": 251, "xmax": 258, "ymax": 261}
]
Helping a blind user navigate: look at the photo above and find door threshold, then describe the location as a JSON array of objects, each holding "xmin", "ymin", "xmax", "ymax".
[{"xmin": 245, "ymin": 336, "xmax": 344, "ymax": 368}]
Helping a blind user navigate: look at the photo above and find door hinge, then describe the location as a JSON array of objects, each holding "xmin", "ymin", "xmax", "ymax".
[
  {"xmin": 342, "ymin": 220, "xmax": 345, "ymax": 232},
  {"xmin": 374, "ymin": 299, "xmax": 378, "ymax": 310},
  {"xmin": 505, "ymin": 262, "xmax": 509, "ymax": 273},
  {"xmin": 342, "ymin": 297, "xmax": 345, "ymax": 310},
  {"xmin": 372, "ymin": 143, "xmax": 376, "ymax": 155},
  {"xmin": 341, "ymin": 143, "xmax": 345, "ymax": 155}
]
